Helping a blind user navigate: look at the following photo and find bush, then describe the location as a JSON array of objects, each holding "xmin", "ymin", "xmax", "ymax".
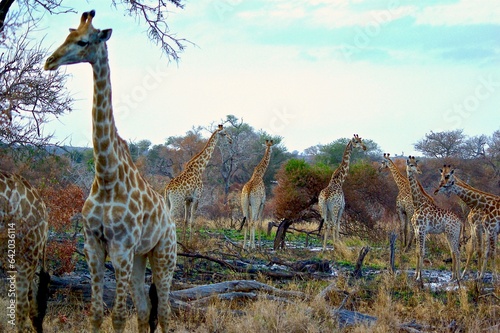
[{"xmin": 273, "ymin": 159, "xmax": 330, "ymax": 220}]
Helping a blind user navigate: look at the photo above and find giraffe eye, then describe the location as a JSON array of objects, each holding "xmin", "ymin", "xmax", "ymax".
[{"xmin": 76, "ymin": 40, "xmax": 89, "ymax": 47}]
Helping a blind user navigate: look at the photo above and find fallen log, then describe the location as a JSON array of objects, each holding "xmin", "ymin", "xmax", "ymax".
[{"xmin": 46, "ymin": 275, "xmax": 306, "ymax": 315}]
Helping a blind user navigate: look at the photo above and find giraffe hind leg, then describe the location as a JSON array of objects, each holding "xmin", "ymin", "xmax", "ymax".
[
  {"xmin": 130, "ymin": 254, "xmax": 150, "ymax": 333},
  {"xmin": 150, "ymin": 235, "xmax": 177, "ymax": 333}
]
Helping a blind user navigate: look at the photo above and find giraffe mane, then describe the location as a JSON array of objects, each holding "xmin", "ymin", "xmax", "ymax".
[{"xmin": 184, "ymin": 126, "xmax": 222, "ymax": 167}]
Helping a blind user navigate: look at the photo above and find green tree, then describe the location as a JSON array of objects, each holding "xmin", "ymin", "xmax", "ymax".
[{"xmin": 273, "ymin": 159, "xmax": 330, "ymax": 220}]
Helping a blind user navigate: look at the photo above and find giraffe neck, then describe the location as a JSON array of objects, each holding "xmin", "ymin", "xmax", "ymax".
[
  {"xmin": 407, "ymin": 169, "xmax": 434, "ymax": 208},
  {"xmin": 184, "ymin": 130, "xmax": 219, "ymax": 175},
  {"xmin": 386, "ymin": 159, "xmax": 409, "ymax": 192},
  {"xmin": 251, "ymin": 144, "xmax": 272, "ymax": 180},
  {"xmin": 91, "ymin": 47, "xmax": 123, "ymax": 184},
  {"xmin": 449, "ymin": 176, "xmax": 496, "ymax": 210},
  {"xmin": 329, "ymin": 140, "xmax": 353, "ymax": 186}
]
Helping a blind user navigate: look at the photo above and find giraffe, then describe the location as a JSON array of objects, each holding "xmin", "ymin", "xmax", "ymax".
[
  {"xmin": 0, "ymin": 171, "xmax": 49, "ymax": 333},
  {"xmin": 44, "ymin": 11, "xmax": 176, "ymax": 333},
  {"xmin": 240, "ymin": 139, "xmax": 274, "ymax": 250},
  {"xmin": 164, "ymin": 124, "xmax": 232, "ymax": 242},
  {"xmin": 380, "ymin": 153, "xmax": 415, "ymax": 251},
  {"xmin": 405, "ymin": 157, "xmax": 461, "ymax": 284},
  {"xmin": 318, "ymin": 134, "xmax": 366, "ymax": 251},
  {"xmin": 434, "ymin": 165, "xmax": 500, "ymax": 279}
]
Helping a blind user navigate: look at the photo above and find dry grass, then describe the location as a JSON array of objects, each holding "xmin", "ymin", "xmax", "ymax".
[{"xmin": 1, "ymin": 219, "xmax": 499, "ymax": 332}]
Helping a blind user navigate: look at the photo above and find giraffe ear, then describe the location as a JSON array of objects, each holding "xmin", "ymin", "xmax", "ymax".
[
  {"xmin": 449, "ymin": 169, "xmax": 454, "ymax": 175},
  {"xmin": 69, "ymin": 28, "xmax": 76, "ymax": 32},
  {"xmin": 439, "ymin": 168, "xmax": 443, "ymax": 173},
  {"xmin": 98, "ymin": 29, "xmax": 112, "ymax": 42}
]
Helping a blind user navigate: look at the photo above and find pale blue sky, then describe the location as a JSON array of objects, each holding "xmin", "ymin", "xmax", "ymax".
[{"xmin": 37, "ymin": 0, "xmax": 500, "ymax": 155}]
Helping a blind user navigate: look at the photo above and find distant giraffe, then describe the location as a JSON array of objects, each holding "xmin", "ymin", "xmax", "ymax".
[
  {"xmin": 240, "ymin": 140, "xmax": 274, "ymax": 249},
  {"xmin": 406, "ymin": 157, "xmax": 461, "ymax": 283},
  {"xmin": 434, "ymin": 165, "xmax": 500, "ymax": 279},
  {"xmin": 45, "ymin": 11, "xmax": 176, "ymax": 333},
  {"xmin": 318, "ymin": 134, "xmax": 366, "ymax": 251},
  {"xmin": 164, "ymin": 124, "xmax": 232, "ymax": 242},
  {"xmin": 380, "ymin": 153, "xmax": 414, "ymax": 250},
  {"xmin": 0, "ymin": 171, "xmax": 49, "ymax": 333}
]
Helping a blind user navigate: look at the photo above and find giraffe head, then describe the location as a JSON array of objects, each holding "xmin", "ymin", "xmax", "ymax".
[
  {"xmin": 352, "ymin": 134, "xmax": 367, "ymax": 151},
  {"xmin": 44, "ymin": 10, "xmax": 112, "ymax": 70},
  {"xmin": 265, "ymin": 139, "xmax": 274, "ymax": 148},
  {"xmin": 379, "ymin": 152, "xmax": 391, "ymax": 171},
  {"xmin": 433, "ymin": 164, "xmax": 455, "ymax": 196},
  {"xmin": 216, "ymin": 124, "xmax": 233, "ymax": 144},
  {"xmin": 406, "ymin": 155, "xmax": 421, "ymax": 175}
]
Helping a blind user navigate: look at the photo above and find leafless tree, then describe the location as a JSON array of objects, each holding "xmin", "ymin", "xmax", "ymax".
[
  {"xmin": 113, "ymin": 0, "xmax": 190, "ymax": 61},
  {"xmin": 0, "ymin": 27, "xmax": 72, "ymax": 149},
  {"xmin": 2, "ymin": 0, "xmax": 189, "ymax": 58},
  {"xmin": 414, "ymin": 130, "xmax": 466, "ymax": 158}
]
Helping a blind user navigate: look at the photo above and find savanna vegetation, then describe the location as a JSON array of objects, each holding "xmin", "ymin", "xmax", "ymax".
[
  {"xmin": 1, "ymin": 2, "xmax": 499, "ymax": 332},
  {"xmin": 1, "ymin": 121, "xmax": 499, "ymax": 332}
]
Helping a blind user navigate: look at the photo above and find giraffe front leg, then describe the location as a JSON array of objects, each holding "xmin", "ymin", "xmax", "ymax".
[
  {"xmin": 84, "ymin": 230, "xmax": 106, "ymax": 333},
  {"xmin": 480, "ymin": 227, "xmax": 497, "ymax": 281},
  {"xmin": 183, "ymin": 200, "xmax": 191, "ymax": 243},
  {"xmin": 462, "ymin": 222, "xmax": 479, "ymax": 278},
  {"xmin": 446, "ymin": 229, "xmax": 461, "ymax": 282},
  {"xmin": 110, "ymin": 247, "xmax": 134, "ymax": 333},
  {"xmin": 397, "ymin": 208, "xmax": 407, "ymax": 248},
  {"xmin": 84, "ymin": 236, "xmax": 106, "ymax": 332},
  {"xmin": 256, "ymin": 202, "xmax": 265, "ymax": 250},
  {"xmin": 415, "ymin": 228, "xmax": 426, "ymax": 285}
]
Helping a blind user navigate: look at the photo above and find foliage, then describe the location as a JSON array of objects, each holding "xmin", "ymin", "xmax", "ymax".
[
  {"xmin": 46, "ymin": 239, "xmax": 76, "ymax": 276},
  {"xmin": 273, "ymin": 159, "xmax": 330, "ymax": 220},
  {"xmin": 343, "ymin": 161, "xmax": 393, "ymax": 240},
  {"xmin": 39, "ymin": 183, "xmax": 86, "ymax": 232},
  {"xmin": 311, "ymin": 137, "xmax": 380, "ymax": 166}
]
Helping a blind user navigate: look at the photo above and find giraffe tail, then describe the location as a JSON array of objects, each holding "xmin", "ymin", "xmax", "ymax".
[
  {"xmin": 149, "ymin": 282, "xmax": 159, "ymax": 333},
  {"xmin": 318, "ymin": 218, "xmax": 325, "ymax": 234},
  {"xmin": 33, "ymin": 244, "xmax": 50, "ymax": 333},
  {"xmin": 239, "ymin": 216, "xmax": 246, "ymax": 232}
]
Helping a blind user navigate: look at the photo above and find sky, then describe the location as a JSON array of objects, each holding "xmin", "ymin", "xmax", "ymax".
[{"xmin": 34, "ymin": 0, "xmax": 500, "ymax": 156}]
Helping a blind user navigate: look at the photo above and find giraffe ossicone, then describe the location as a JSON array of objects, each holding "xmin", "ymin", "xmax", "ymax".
[{"xmin": 45, "ymin": 10, "xmax": 177, "ymax": 333}]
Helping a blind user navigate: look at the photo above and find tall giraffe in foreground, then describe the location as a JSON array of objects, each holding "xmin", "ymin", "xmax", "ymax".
[
  {"xmin": 45, "ymin": 11, "xmax": 176, "ymax": 333},
  {"xmin": 380, "ymin": 153, "xmax": 414, "ymax": 250},
  {"xmin": 0, "ymin": 171, "xmax": 49, "ymax": 333},
  {"xmin": 241, "ymin": 139, "xmax": 274, "ymax": 249},
  {"xmin": 318, "ymin": 134, "xmax": 366, "ymax": 251},
  {"xmin": 434, "ymin": 165, "xmax": 500, "ymax": 279},
  {"xmin": 165, "ymin": 124, "xmax": 231, "ymax": 242},
  {"xmin": 405, "ymin": 157, "xmax": 461, "ymax": 284}
]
